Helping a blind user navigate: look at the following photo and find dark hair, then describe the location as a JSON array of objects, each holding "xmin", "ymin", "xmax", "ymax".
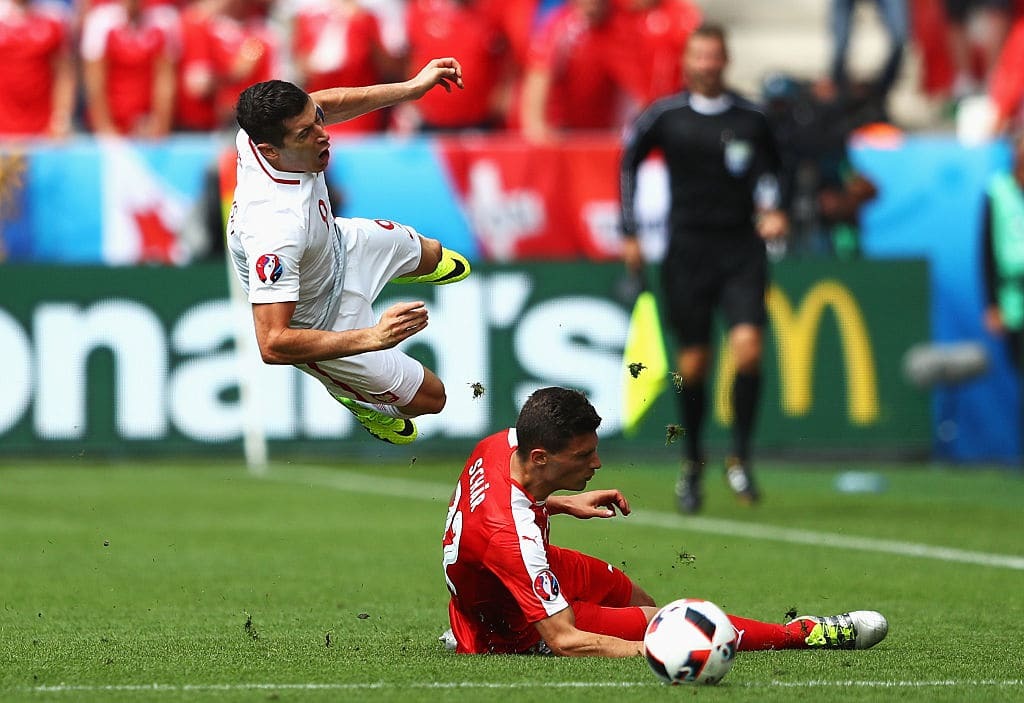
[
  {"xmin": 691, "ymin": 22, "xmax": 728, "ymax": 48},
  {"xmin": 235, "ymin": 80, "xmax": 310, "ymax": 147},
  {"xmin": 515, "ymin": 387, "xmax": 601, "ymax": 459}
]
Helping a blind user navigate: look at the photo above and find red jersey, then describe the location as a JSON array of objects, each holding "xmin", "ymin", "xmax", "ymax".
[
  {"xmin": 990, "ymin": 19, "xmax": 1024, "ymax": 122},
  {"xmin": 494, "ymin": 0, "xmax": 538, "ymax": 66},
  {"xmin": 442, "ymin": 429, "xmax": 569, "ymax": 654},
  {"xmin": 293, "ymin": 3, "xmax": 386, "ymax": 134},
  {"xmin": 80, "ymin": 3, "xmax": 177, "ymax": 134},
  {"xmin": 526, "ymin": 4, "xmax": 620, "ymax": 130},
  {"xmin": 207, "ymin": 13, "xmax": 276, "ymax": 128},
  {"xmin": 0, "ymin": 0, "xmax": 69, "ymax": 135},
  {"xmin": 175, "ymin": 3, "xmax": 216, "ymax": 130},
  {"xmin": 405, "ymin": 0, "xmax": 508, "ymax": 128},
  {"xmin": 612, "ymin": 0, "xmax": 701, "ymax": 105}
]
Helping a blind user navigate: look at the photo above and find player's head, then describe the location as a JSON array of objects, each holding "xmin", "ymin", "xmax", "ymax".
[
  {"xmin": 236, "ymin": 80, "xmax": 331, "ymax": 173},
  {"xmin": 684, "ymin": 23, "xmax": 729, "ymax": 98},
  {"xmin": 516, "ymin": 388, "xmax": 602, "ymax": 490}
]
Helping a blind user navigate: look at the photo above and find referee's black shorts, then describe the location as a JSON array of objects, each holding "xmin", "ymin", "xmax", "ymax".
[{"xmin": 660, "ymin": 231, "xmax": 768, "ymax": 347}]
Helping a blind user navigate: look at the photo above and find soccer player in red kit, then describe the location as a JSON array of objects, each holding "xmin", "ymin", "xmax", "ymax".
[
  {"xmin": 0, "ymin": 0, "xmax": 75, "ymax": 137},
  {"xmin": 441, "ymin": 387, "xmax": 889, "ymax": 656}
]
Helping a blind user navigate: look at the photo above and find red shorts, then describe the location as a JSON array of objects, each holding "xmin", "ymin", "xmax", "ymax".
[{"xmin": 547, "ymin": 545, "xmax": 649, "ymax": 641}]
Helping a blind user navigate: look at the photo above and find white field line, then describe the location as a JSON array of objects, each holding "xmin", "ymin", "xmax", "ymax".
[
  {"xmin": 265, "ymin": 466, "xmax": 1024, "ymax": 571},
  {"xmin": 27, "ymin": 680, "xmax": 1024, "ymax": 693}
]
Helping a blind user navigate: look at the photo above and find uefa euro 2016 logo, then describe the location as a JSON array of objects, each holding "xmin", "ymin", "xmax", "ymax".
[
  {"xmin": 256, "ymin": 253, "xmax": 283, "ymax": 284},
  {"xmin": 532, "ymin": 570, "xmax": 560, "ymax": 602}
]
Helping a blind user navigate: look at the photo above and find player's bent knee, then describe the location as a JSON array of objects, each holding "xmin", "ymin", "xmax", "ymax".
[
  {"xmin": 402, "ymin": 376, "xmax": 446, "ymax": 416},
  {"xmin": 630, "ymin": 582, "xmax": 657, "ymax": 607}
]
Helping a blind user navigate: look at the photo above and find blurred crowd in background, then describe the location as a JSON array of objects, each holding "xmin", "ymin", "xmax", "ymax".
[
  {"xmin": 5, "ymin": 0, "xmax": 1024, "ymax": 263},
  {"xmin": 4, "ymin": 0, "xmax": 1024, "ymax": 142}
]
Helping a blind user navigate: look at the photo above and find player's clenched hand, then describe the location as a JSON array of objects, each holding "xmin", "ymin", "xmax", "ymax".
[
  {"xmin": 549, "ymin": 490, "xmax": 630, "ymax": 519},
  {"xmin": 375, "ymin": 300, "xmax": 428, "ymax": 348},
  {"xmin": 407, "ymin": 58, "xmax": 464, "ymax": 97}
]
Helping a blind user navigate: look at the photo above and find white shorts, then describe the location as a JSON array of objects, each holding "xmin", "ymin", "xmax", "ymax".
[{"xmin": 297, "ymin": 217, "xmax": 425, "ymax": 406}]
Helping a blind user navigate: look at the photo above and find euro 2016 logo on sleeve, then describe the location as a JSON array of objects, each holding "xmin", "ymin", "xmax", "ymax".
[
  {"xmin": 533, "ymin": 570, "xmax": 560, "ymax": 602},
  {"xmin": 256, "ymin": 254, "xmax": 283, "ymax": 284}
]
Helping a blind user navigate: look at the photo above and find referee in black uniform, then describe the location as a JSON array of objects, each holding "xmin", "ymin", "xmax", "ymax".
[{"xmin": 619, "ymin": 23, "xmax": 787, "ymax": 513}]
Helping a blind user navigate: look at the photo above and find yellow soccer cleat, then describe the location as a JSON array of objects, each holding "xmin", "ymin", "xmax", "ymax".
[
  {"xmin": 338, "ymin": 397, "xmax": 417, "ymax": 445},
  {"xmin": 787, "ymin": 611, "xmax": 888, "ymax": 650},
  {"xmin": 393, "ymin": 247, "xmax": 470, "ymax": 285}
]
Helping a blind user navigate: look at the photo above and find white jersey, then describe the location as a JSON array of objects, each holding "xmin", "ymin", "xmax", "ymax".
[{"xmin": 227, "ymin": 128, "xmax": 346, "ymax": 331}]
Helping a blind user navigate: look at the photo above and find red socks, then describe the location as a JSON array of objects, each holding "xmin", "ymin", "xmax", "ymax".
[{"xmin": 728, "ymin": 614, "xmax": 808, "ymax": 650}]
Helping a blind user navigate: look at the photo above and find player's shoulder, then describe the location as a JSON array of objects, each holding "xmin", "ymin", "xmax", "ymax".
[
  {"xmin": 232, "ymin": 190, "xmax": 307, "ymax": 247},
  {"xmin": 469, "ymin": 429, "xmax": 517, "ymax": 465},
  {"xmin": 631, "ymin": 92, "xmax": 692, "ymax": 133},
  {"xmin": 648, "ymin": 91, "xmax": 692, "ymax": 117}
]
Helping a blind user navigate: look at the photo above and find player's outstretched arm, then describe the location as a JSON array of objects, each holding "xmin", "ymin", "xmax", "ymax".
[
  {"xmin": 252, "ymin": 300, "xmax": 427, "ymax": 364},
  {"xmin": 533, "ymin": 608, "xmax": 643, "ymax": 658},
  {"xmin": 311, "ymin": 58, "xmax": 464, "ymax": 125},
  {"xmin": 547, "ymin": 490, "xmax": 630, "ymax": 519}
]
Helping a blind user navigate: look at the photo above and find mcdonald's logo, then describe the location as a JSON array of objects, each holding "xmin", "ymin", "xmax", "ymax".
[{"xmin": 716, "ymin": 280, "xmax": 879, "ymax": 425}]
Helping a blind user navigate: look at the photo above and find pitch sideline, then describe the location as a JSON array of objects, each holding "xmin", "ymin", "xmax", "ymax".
[{"xmin": 261, "ymin": 465, "xmax": 1024, "ymax": 572}]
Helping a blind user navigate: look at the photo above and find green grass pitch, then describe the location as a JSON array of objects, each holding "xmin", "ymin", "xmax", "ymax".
[{"xmin": 1, "ymin": 457, "xmax": 1022, "ymax": 702}]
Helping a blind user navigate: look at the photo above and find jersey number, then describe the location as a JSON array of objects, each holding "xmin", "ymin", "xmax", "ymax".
[{"xmin": 442, "ymin": 482, "xmax": 464, "ymax": 596}]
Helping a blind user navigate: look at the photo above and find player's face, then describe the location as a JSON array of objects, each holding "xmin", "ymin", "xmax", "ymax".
[
  {"xmin": 276, "ymin": 99, "xmax": 330, "ymax": 173},
  {"xmin": 684, "ymin": 34, "xmax": 728, "ymax": 97},
  {"xmin": 547, "ymin": 432, "xmax": 602, "ymax": 491}
]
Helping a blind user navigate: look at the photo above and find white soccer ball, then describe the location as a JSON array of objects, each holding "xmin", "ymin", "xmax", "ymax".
[{"xmin": 643, "ymin": 598, "xmax": 740, "ymax": 685}]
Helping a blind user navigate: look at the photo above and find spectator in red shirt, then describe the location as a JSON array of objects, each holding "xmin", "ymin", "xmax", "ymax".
[
  {"xmin": 944, "ymin": 0, "xmax": 1012, "ymax": 99},
  {"xmin": 292, "ymin": 0, "xmax": 400, "ymax": 134},
  {"xmin": 174, "ymin": 0, "xmax": 222, "ymax": 131},
  {"xmin": 989, "ymin": 12, "xmax": 1024, "ymax": 132},
  {"xmin": 206, "ymin": 0, "xmax": 278, "ymax": 128},
  {"xmin": 520, "ymin": 0, "xmax": 625, "ymax": 142},
  {"xmin": 80, "ymin": 0, "xmax": 177, "ymax": 136},
  {"xmin": 612, "ymin": 0, "xmax": 701, "ymax": 107},
  {"xmin": 0, "ymin": 0, "xmax": 75, "ymax": 137},
  {"xmin": 402, "ymin": 0, "xmax": 512, "ymax": 131},
  {"xmin": 494, "ymin": 0, "xmax": 539, "ymax": 67}
]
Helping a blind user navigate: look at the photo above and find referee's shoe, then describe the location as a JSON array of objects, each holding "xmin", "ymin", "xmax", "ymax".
[
  {"xmin": 674, "ymin": 459, "xmax": 705, "ymax": 514},
  {"xmin": 725, "ymin": 457, "xmax": 760, "ymax": 505}
]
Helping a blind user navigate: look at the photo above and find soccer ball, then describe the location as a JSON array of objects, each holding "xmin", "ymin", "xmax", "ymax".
[{"xmin": 643, "ymin": 598, "xmax": 739, "ymax": 685}]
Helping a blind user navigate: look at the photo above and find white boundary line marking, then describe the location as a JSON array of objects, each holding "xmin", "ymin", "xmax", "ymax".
[
  {"xmin": 27, "ymin": 679, "xmax": 1024, "ymax": 693},
  {"xmin": 265, "ymin": 466, "xmax": 1024, "ymax": 571}
]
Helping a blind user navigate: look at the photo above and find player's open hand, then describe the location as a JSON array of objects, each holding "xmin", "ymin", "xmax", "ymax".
[
  {"xmin": 376, "ymin": 300, "xmax": 428, "ymax": 348},
  {"xmin": 549, "ymin": 490, "xmax": 630, "ymax": 519},
  {"xmin": 408, "ymin": 58, "xmax": 464, "ymax": 97}
]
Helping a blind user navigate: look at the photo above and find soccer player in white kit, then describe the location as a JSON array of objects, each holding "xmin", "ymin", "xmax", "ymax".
[{"xmin": 228, "ymin": 58, "xmax": 470, "ymax": 444}]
